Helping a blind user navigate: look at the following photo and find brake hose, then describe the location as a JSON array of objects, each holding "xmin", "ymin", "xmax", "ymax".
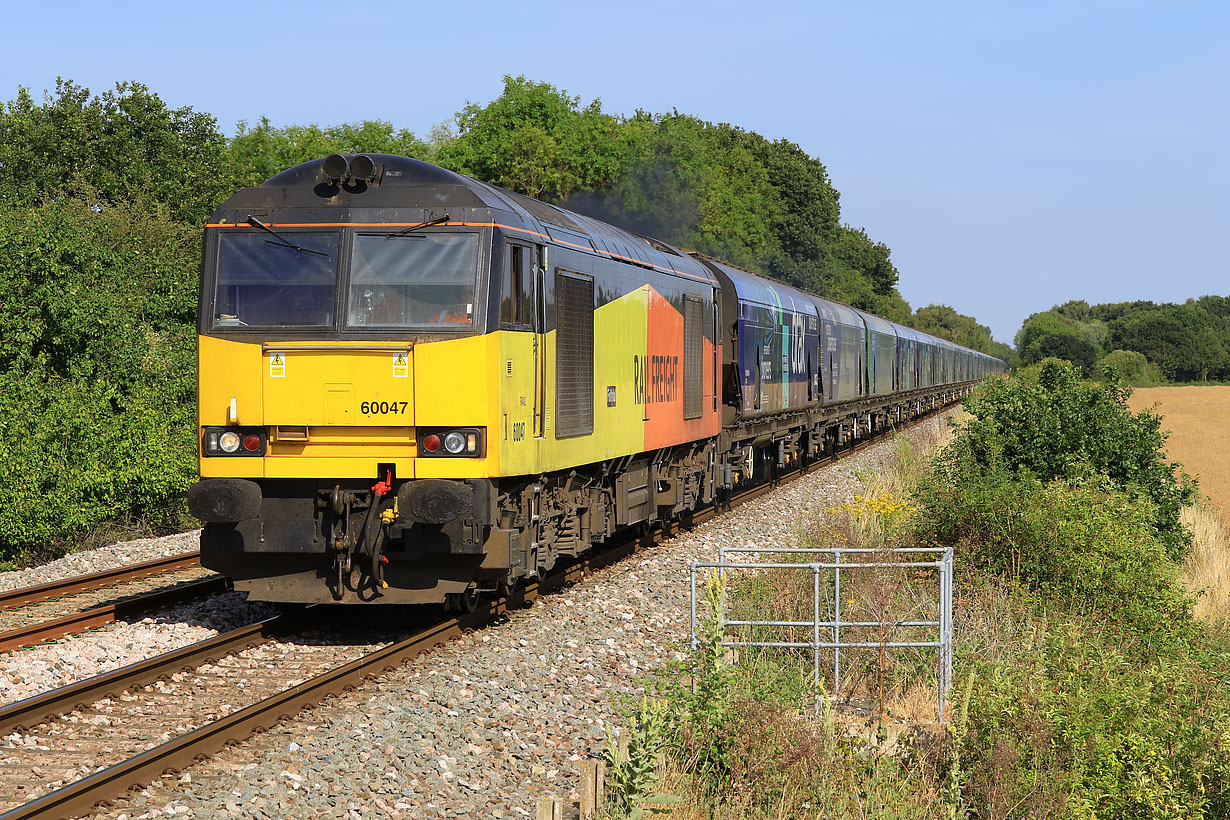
[{"xmin": 367, "ymin": 472, "xmax": 393, "ymax": 596}]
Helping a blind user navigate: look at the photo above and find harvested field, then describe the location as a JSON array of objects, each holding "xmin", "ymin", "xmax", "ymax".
[{"xmin": 1127, "ymin": 386, "xmax": 1230, "ymax": 527}]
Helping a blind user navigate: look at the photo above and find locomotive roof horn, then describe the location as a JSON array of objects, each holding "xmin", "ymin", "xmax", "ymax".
[
  {"xmin": 322, "ymin": 154, "xmax": 349, "ymax": 183},
  {"xmin": 350, "ymin": 154, "xmax": 376, "ymax": 182},
  {"xmin": 322, "ymin": 153, "xmax": 377, "ymax": 186}
]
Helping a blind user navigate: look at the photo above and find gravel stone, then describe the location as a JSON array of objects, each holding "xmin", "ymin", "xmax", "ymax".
[
  {"xmin": 0, "ymin": 592, "xmax": 279, "ymax": 705},
  {"xmin": 0, "ymin": 530, "xmax": 202, "ymax": 593}
]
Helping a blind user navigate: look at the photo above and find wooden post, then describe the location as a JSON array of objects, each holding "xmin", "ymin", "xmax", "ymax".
[
  {"xmin": 579, "ymin": 759, "xmax": 606, "ymax": 819},
  {"xmin": 537, "ymin": 795, "xmax": 563, "ymax": 820}
]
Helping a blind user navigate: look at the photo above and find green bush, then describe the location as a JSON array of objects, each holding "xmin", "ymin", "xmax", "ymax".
[
  {"xmin": 1098, "ymin": 349, "xmax": 1163, "ymax": 387},
  {"xmin": 952, "ymin": 358, "xmax": 1195, "ymax": 558},
  {"xmin": 958, "ymin": 621, "xmax": 1230, "ymax": 819},
  {"xmin": 0, "ymin": 199, "xmax": 199, "ymax": 560},
  {"xmin": 917, "ymin": 467, "xmax": 1191, "ymax": 636}
]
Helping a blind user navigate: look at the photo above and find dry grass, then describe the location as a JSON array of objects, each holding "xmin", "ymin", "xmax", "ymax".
[
  {"xmin": 862, "ymin": 412, "xmax": 962, "ymax": 500},
  {"xmin": 1180, "ymin": 503, "xmax": 1230, "ymax": 624},
  {"xmin": 883, "ymin": 681, "xmax": 946, "ymax": 724},
  {"xmin": 1127, "ymin": 386, "xmax": 1230, "ymax": 529},
  {"xmin": 1124, "ymin": 387, "xmax": 1230, "ymax": 624}
]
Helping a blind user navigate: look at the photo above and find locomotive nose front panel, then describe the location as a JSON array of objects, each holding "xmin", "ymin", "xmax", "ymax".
[
  {"xmin": 198, "ymin": 336, "xmax": 421, "ymax": 478},
  {"xmin": 260, "ymin": 344, "xmax": 417, "ymax": 475},
  {"xmin": 260, "ymin": 344, "xmax": 415, "ymax": 427}
]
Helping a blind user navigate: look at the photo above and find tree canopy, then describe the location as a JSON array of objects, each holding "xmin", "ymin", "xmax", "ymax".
[
  {"xmin": 1016, "ymin": 298, "xmax": 1230, "ymax": 383},
  {"xmin": 0, "ymin": 79, "xmax": 228, "ymax": 223},
  {"xmin": 433, "ymin": 75, "xmax": 630, "ymax": 202}
]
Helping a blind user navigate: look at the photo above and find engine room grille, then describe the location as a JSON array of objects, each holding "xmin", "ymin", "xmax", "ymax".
[
  {"xmin": 683, "ymin": 295, "xmax": 704, "ymax": 420},
  {"xmin": 555, "ymin": 271, "xmax": 594, "ymax": 438}
]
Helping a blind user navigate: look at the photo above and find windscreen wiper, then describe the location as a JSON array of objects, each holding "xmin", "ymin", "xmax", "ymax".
[
  {"xmin": 387, "ymin": 214, "xmax": 451, "ymax": 238},
  {"xmin": 246, "ymin": 216, "xmax": 329, "ymax": 256}
]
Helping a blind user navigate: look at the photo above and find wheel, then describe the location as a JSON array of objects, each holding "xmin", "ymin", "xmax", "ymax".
[{"xmin": 446, "ymin": 587, "xmax": 480, "ymax": 614}]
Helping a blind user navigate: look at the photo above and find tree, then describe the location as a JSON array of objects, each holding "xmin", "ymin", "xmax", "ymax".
[
  {"xmin": 434, "ymin": 75, "xmax": 630, "ymax": 201},
  {"xmin": 1017, "ymin": 312, "xmax": 1098, "ymax": 373},
  {"xmin": 226, "ymin": 117, "xmax": 430, "ymax": 189},
  {"xmin": 1018, "ymin": 297, "xmax": 1230, "ymax": 383},
  {"xmin": 1110, "ymin": 307, "xmax": 1227, "ymax": 381},
  {"xmin": 737, "ymin": 134, "xmax": 841, "ymax": 287},
  {"xmin": 0, "ymin": 79, "xmax": 229, "ymax": 222},
  {"xmin": 563, "ymin": 113, "xmax": 780, "ymax": 269},
  {"xmin": 911, "ymin": 304, "xmax": 991, "ymax": 349},
  {"xmin": 1098, "ymin": 349, "xmax": 1161, "ymax": 387}
]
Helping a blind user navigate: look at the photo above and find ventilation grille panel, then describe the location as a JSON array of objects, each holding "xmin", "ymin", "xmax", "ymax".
[
  {"xmin": 684, "ymin": 295, "xmax": 703, "ymax": 420},
  {"xmin": 555, "ymin": 272, "xmax": 594, "ymax": 438}
]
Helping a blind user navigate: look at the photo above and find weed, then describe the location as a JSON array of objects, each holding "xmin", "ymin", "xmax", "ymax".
[{"xmin": 603, "ymin": 697, "xmax": 675, "ymax": 819}]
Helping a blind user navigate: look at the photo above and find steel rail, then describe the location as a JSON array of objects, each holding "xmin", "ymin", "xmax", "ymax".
[
  {"xmin": 0, "ymin": 609, "xmax": 301, "ymax": 738},
  {"xmin": 0, "ymin": 575, "xmax": 228, "ymax": 654},
  {"xmin": 0, "ymin": 553, "xmax": 202, "ymax": 610}
]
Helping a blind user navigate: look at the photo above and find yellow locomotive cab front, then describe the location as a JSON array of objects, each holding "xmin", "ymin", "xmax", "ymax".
[
  {"xmin": 189, "ymin": 178, "xmax": 510, "ymax": 605},
  {"xmin": 198, "ymin": 335, "xmax": 497, "ymax": 480}
]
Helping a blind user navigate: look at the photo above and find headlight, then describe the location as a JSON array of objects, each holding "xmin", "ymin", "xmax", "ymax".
[
  {"xmin": 417, "ymin": 428, "xmax": 484, "ymax": 457},
  {"xmin": 202, "ymin": 427, "xmax": 265, "ymax": 457},
  {"xmin": 443, "ymin": 432, "xmax": 466, "ymax": 453}
]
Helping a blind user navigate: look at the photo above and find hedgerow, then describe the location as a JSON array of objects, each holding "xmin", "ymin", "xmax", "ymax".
[
  {"xmin": 945, "ymin": 358, "xmax": 1196, "ymax": 559},
  {"xmin": 0, "ymin": 199, "xmax": 199, "ymax": 561}
]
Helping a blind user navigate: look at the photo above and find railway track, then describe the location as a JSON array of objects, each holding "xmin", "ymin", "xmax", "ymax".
[
  {"xmin": 0, "ymin": 554, "xmax": 225, "ymax": 654},
  {"xmin": 0, "ymin": 407, "xmax": 947, "ymax": 819}
]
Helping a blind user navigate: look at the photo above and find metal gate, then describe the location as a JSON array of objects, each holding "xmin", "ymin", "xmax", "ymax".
[{"xmin": 690, "ymin": 545, "xmax": 953, "ymax": 721}]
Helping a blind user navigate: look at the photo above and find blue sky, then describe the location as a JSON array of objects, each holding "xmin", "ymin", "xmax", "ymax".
[{"xmin": 5, "ymin": 1, "xmax": 1227, "ymax": 343}]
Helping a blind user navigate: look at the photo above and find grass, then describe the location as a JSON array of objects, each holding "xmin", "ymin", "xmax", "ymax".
[
  {"xmin": 1180, "ymin": 502, "xmax": 1230, "ymax": 625},
  {"xmin": 1127, "ymin": 386, "xmax": 1230, "ymax": 529},
  {"xmin": 855, "ymin": 414, "xmax": 960, "ymax": 502}
]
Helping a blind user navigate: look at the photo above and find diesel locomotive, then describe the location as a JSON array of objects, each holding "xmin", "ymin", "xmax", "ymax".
[{"xmin": 187, "ymin": 153, "xmax": 1004, "ymax": 606}]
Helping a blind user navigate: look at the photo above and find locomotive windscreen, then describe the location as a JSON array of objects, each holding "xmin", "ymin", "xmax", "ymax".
[
  {"xmin": 347, "ymin": 233, "xmax": 479, "ymax": 327},
  {"xmin": 213, "ymin": 231, "xmax": 339, "ymax": 327}
]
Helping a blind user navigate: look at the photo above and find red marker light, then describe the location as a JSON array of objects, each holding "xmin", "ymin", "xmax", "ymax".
[
  {"xmin": 243, "ymin": 434, "xmax": 262, "ymax": 451},
  {"xmin": 422, "ymin": 433, "xmax": 442, "ymax": 452}
]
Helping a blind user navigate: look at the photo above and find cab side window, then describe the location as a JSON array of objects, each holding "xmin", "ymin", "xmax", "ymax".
[{"xmin": 500, "ymin": 244, "xmax": 533, "ymax": 328}]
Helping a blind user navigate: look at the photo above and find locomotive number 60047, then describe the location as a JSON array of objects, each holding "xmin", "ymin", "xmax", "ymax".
[{"xmin": 360, "ymin": 401, "xmax": 408, "ymax": 415}]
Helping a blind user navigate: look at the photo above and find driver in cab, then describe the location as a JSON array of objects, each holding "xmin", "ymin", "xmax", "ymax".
[{"xmin": 430, "ymin": 286, "xmax": 473, "ymax": 324}]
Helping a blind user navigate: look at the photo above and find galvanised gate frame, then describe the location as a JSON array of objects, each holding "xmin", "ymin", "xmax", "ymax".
[{"xmin": 690, "ymin": 545, "xmax": 953, "ymax": 721}]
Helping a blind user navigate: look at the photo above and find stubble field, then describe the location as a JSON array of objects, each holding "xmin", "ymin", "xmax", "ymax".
[{"xmin": 1128, "ymin": 386, "xmax": 1230, "ymax": 527}]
